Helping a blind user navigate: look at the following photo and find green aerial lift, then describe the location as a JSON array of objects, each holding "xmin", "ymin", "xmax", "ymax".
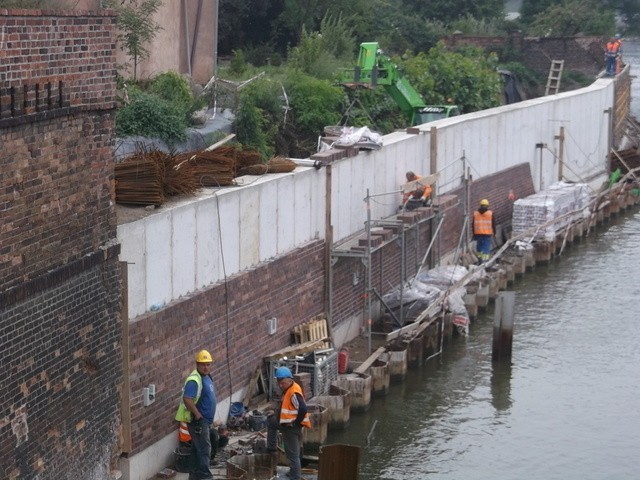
[{"xmin": 339, "ymin": 42, "xmax": 460, "ymax": 126}]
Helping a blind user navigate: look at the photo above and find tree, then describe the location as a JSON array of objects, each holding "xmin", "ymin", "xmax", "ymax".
[
  {"xmin": 104, "ymin": 0, "xmax": 163, "ymax": 80},
  {"xmin": 402, "ymin": 0, "xmax": 504, "ymax": 24},
  {"xmin": 400, "ymin": 42, "xmax": 502, "ymax": 112},
  {"xmin": 527, "ymin": 0, "xmax": 614, "ymax": 36}
]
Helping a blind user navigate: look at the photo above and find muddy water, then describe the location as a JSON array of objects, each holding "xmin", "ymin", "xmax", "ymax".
[{"xmin": 326, "ymin": 48, "xmax": 640, "ymax": 479}]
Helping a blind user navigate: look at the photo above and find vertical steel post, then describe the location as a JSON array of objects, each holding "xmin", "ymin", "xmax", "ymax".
[{"xmin": 366, "ymin": 189, "xmax": 372, "ymax": 355}]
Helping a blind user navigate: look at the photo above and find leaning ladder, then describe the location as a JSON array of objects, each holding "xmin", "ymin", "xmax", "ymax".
[{"xmin": 545, "ymin": 60, "xmax": 564, "ymax": 95}]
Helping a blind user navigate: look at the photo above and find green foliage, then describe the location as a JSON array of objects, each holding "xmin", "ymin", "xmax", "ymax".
[
  {"xmin": 400, "ymin": 42, "xmax": 502, "ymax": 112},
  {"xmin": 115, "ymin": 90, "xmax": 188, "ymax": 146},
  {"xmin": 449, "ymin": 14, "xmax": 511, "ymax": 35},
  {"xmin": 526, "ymin": 0, "xmax": 615, "ymax": 36},
  {"xmin": 230, "ymin": 50, "xmax": 248, "ymax": 76},
  {"xmin": 288, "ymin": 30, "xmax": 344, "ymax": 79},
  {"xmin": 284, "ymin": 73, "xmax": 344, "ymax": 140},
  {"xmin": 288, "ymin": 15, "xmax": 356, "ymax": 78},
  {"xmin": 104, "ymin": 0, "xmax": 163, "ymax": 80},
  {"xmin": 150, "ymin": 71, "xmax": 193, "ymax": 114},
  {"xmin": 234, "ymin": 80, "xmax": 282, "ymax": 159}
]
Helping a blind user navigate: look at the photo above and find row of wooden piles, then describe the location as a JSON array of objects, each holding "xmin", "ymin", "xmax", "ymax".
[{"xmin": 114, "ymin": 145, "xmax": 297, "ymax": 206}]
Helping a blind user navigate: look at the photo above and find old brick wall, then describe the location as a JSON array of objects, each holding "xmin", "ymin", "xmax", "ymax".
[
  {"xmin": 126, "ymin": 240, "xmax": 325, "ymax": 455},
  {"xmin": 331, "ymin": 163, "xmax": 535, "ymax": 326},
  {"xmin": 0, "ymin": 10, "xmax": 122, "ymax": 480},
  {"xmin": 446, "ymin": 33, "xmax": 605, "ymax": 80}
]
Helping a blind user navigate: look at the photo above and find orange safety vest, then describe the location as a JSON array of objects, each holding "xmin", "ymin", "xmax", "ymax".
[
  {"xmin": 403, "ymin": 175, "xmax": 432, "ymax": 202},
  {"xmin": 279, "ymin": 382, "xmax": 311, "ymax": 428},
  {"xmin": 179, "ymin": 421, "xmax": 191, "ymax": 442},
  {"xmin": 606, "ymin": 41, "xmax": 620, "ymax": 56},
  {"xmin": 473, "ymin": 210, "xmax": 493, "ymax": 236}
]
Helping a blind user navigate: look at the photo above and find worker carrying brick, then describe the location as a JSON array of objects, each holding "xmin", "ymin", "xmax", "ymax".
[
  {"xmin": 472, "ymin": 199, "xmax": 496, "ymax": 264},
  {"xmin": 401, "ymin": 171, "xmax": 432, "ymax": 210}
]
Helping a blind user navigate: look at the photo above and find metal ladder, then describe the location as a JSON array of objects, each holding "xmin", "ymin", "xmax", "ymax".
[{"xmin": 545, "ymin": 60, "xmax": 564, "ymax": 95}]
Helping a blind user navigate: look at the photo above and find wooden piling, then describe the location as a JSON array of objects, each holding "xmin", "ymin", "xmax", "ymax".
[
  {"xmin": 334, "ymin": 373, "xmax": 371, "ymax": 413},
  {"xmin": 492, "ymin": 291, "xmax": 515, "ymax": 362},
  {"xmin": 381, "ymin": 347, "xmax": 407, "ymax": 384},
  {"xmin": 476, "ymin": 279, "xmax": 490, "ymax": 308},
  {"xmin": 407, "ymin": 333, "xmax": 425, "ymax": 369},
  {"xmin": 533, "ymin": 240, "xmax": 554, "ymax": 264},
  {"xmin": 314, "ymin": 384, "xmax": 351, "ymax": 430},
  {"xmin": 463, "ymin": 283, "xmax": 478, "ymax": 319},
  {"xmin": 302, "ymin": 404, "xmax": 329, "ymax": 451}
]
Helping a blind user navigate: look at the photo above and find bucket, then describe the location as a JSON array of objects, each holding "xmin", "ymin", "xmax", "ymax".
[
  {"xmin": 247, "ymin": 410, "xmax": 267, "ymax": 431},
  {"xmin": 174, "ymin": 445, "xmax": 191, "ymax": 473},
  {"xmin": 338, "ymin": 347, "xmax": 349, "ymax": 374}
]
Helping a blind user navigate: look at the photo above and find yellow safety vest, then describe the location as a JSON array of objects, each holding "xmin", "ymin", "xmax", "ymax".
[
  {"xmin": 279, "ymin": 382, "xmax": 311, "ymax": 428},
  {"xmin": 175, "ymin": 369, "xmax": 202, "ymax": 422},
  {"xmin": 473, "ymin": 210, "xmax": 493, "ymax": 236}
]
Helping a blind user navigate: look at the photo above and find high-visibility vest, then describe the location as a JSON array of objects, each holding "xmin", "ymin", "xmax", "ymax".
[
  {"xmin": 473, "ymin": 210, "xmax": 493, "ymax": 236},
  {"xmin": 178, "ymin": 421, "xmax": 191, "ymax": 442},
  {"xmin": 175, "ymin": 369, "xmax": 202, "ymax": 422},
  {"xmin": 606, "ymin": 41, "xmax": 620, "ymax": 57},
  {"xmin": 279, "ymin": 382, "xmax": 311, "ymax": 428}
]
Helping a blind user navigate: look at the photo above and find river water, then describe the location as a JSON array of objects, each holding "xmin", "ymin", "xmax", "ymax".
[{"xmin": 326, "ymin": 43, "xmax": 640, "ymax": 480}]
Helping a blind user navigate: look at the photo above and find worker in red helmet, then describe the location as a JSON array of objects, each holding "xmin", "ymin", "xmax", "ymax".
[
  {"xmin": 472, "ymin": 199, "xmax": 496, "ymax": 264},
  {"xmin": 266, "ymin": 366, "xmax": 311, "ymax": 480}
]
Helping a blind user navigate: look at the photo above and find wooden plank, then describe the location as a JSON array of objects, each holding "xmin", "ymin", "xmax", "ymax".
[
  {"xmin": 353, "ymin": 346, "xmax": 386, "ymax": 374},
  {"xmin": 242, "ymin": 367, "xmax": 261, "ymax": 406},
  {"xmin": 263, "ymin": 339, "xmax": 327, "ymax": 361}
]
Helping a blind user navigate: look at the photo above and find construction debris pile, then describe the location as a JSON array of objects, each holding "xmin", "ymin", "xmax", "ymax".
[
  {"xmin": 511, "ymin": 181, "xmax": 591, "ymax": 241},
  {"xmin": 114, "ymin": 145, "xmax": 297, "ymax": 206}
]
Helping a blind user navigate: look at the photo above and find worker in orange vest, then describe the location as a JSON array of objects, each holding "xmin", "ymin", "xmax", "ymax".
[
  {"xmin": 266, "ymin": 367, "xmax": 311, "ymax": 480},
  {"xmin": 472, "ymin": 199, "xmax": 496, "ymax": 264},
  {"xmin": 402, "ymin": 171, "xmax": 432, "ymax": 209},
  {"xmin": 605, "ymin": 36, "xmax": 621, "ymax": 76}
]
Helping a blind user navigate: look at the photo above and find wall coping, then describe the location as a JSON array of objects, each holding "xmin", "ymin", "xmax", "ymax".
[{"xmin": 0, "ymin": 9, "xmax": 116, "ymax": 16}]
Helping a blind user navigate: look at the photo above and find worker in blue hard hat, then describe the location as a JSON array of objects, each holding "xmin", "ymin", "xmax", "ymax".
[{"xmin": 266, "ymin": 366, "xmax": 311, "ymax": 480}]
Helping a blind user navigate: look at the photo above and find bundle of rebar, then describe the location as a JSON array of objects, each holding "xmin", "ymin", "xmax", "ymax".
[
  {"xmin": 235, "ymin": 147, "xmax": 263, "ymax": 176},
  {"xmin": 237, "ymin": 156, "xmax": 298, "ymax": 176},
  {"xmin": 165, "ymin": 152, "xmax": 198, "ymax": 196},
  {"xmin": 189, "ymin": 146, "xmax": 237, "ymax": 186},
  {"xmin": 115, "ymin": 155, "xmax": 163, "ymax": 206}
]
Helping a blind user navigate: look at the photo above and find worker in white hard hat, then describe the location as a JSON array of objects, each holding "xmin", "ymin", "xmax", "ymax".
[
  {"xmin": 472, "ymin": 199, "xmax": 496, "ymax": 264},
  {"xmin": 175, "ymin": 350, "xmax": 217, "ymax": 480},
  {"xmin": 266, "ymin": 366, "xmax": 311, "ymax": 480}
]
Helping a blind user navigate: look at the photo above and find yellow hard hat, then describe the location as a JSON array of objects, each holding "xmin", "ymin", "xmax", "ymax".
[
  {"xmin": 195, "ymin": 350, "xmax": 213, "ymax": 363},
  {"xmin": 480, "ymin": 199, "xmax": 489, "ymax": 206}
]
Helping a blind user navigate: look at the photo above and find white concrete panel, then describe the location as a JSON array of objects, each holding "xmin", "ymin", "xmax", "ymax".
[
  {"xmin": 293, "ymin": 172, "xmax": 312, "ymax": 245},
  {"xmin": 117, "ymin": 221, "xmax": 147, "ymax": 320},
  {"xmin": 195, "ymin": 197, "xmax": 220, "ymax": 289},
  {"xmin": 239, "ymin": 185, "xmax": 261, "ymax": 269},
  {"xmin": 259, "ymin": 180, "xmax": 279, "ymax": 260},
  {"xmin": 145, "ymin": 212, "xmax": 172, "ymax": 309},
  {"xmin": 334, "ymin": 160, "xmax": 353, "ymax": 242},
  {"xmin": 216, "ymin": 191, "xmax": 241, "ymax": 275},
  {"xmin": 309, "ymin": 169, "xmax": 326, "ymax": 239},
  {"xmin": 171, "ymin": 207, "xmax": 197, "ymax": 299},
  {"xmin": 276, "ymin": 175, "xmax": 295, "ymax": 253}
]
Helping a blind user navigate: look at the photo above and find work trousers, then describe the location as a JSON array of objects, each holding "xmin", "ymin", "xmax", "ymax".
[
  {"xmin": 187, "ymin": 420, "xmax": 213, "ymax": 480},
  {"xmin": 267, "ymin": 415, "xmax": 303, "ymax": 480},
  {"xmin": 475, "ymin": 234, "xmax": 492, "ymax": 263},
  {"xmin": 606, "ymin": 55, "xmax": 617, "ymax": 75}
]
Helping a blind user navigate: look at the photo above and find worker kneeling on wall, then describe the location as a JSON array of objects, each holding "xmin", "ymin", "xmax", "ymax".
[{"xmin": 401, "ymin": 171, "xmax": 432, "ymax": 211}]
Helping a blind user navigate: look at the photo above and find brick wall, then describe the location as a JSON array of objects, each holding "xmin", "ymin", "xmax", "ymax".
[
  {"xmin": 126, "ymin": 240, "xmax": 325, "ymax": 455},
  {"xmin": 0, "ymin": 10, "xmax": 122, "ymax": 480},
  {"xmin": 331, "ymin": 163, "xmax": 535, "ymax": 326},
  {"xmin": 446, "ymin": 32, "xmax": 604, "ymax": 79}
]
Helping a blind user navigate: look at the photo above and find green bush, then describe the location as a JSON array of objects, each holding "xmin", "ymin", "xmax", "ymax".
[
  {"xmin": 115, "ymin": 90, "xmax": 188, "ymax": 146},
  {"xmin": 230, "ymin": 50, "xmax": 247, "ymax": 76},
  {"xmin": 150, "ymin": 71, "xmax": 193, "ymax": 115}
]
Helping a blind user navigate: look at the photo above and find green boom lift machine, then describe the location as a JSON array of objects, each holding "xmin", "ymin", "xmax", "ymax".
[{"xmin": 339, "ymin": 42, "xmax": 460, "ymax": 126}]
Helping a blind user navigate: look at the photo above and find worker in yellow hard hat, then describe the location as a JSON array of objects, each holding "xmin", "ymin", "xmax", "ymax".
[
  {"xmin": 472, "ymin": 199, "xmax": 496, "ymax": 264},
  {"xmin": 175, "ymin": 350, "xmax": 217, "ymax": 479}
]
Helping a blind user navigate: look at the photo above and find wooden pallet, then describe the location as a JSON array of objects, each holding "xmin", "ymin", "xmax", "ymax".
[{"xmin": 293, "ymin": 317, "xmax": 331, "ymax": 348}]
